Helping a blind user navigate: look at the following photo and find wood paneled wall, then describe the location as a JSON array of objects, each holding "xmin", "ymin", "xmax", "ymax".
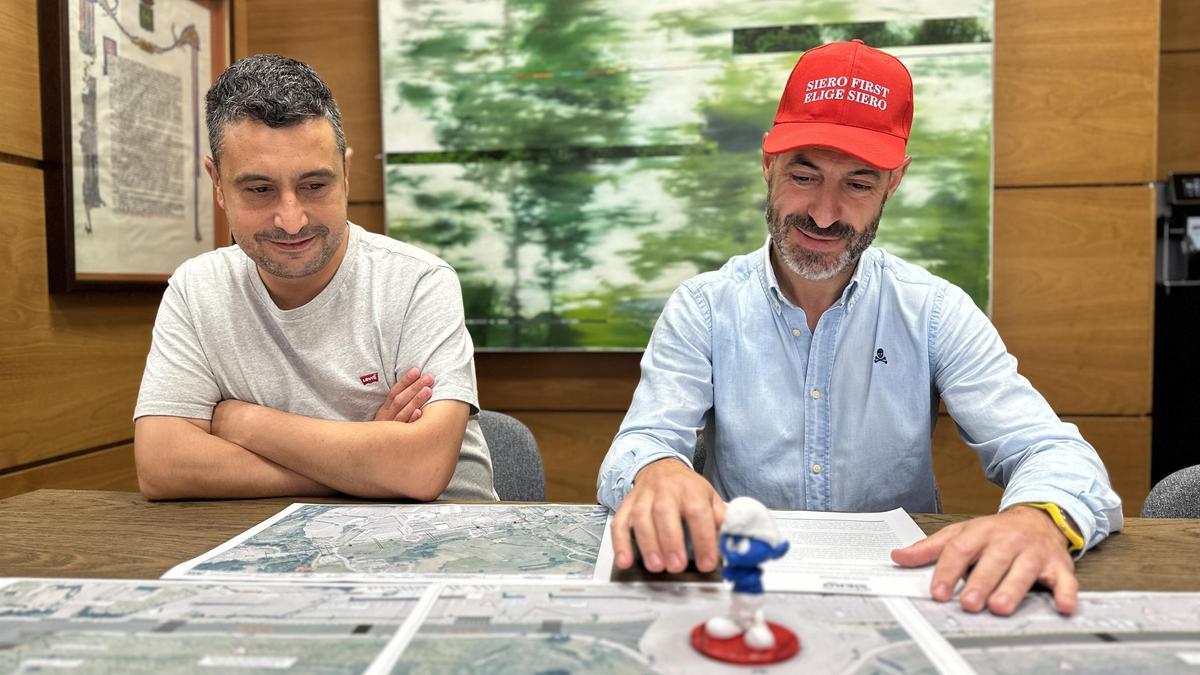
[
  {"xmin": 0, "ymin": 0, "xmax": 146, "ymax": 498},
  {"xmin": 1159, "ymin": 0, "xmax": 1200, "ymax": 179},
  {"xmin": 3, "ymin": 0, "xmax": 1167, "ymax": 517}
]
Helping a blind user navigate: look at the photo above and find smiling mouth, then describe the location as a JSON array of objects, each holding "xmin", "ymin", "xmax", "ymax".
[
  {"xmin": 268, "ymin": 237, "xmax": 315, "ymax": 251},
  {"xmin": 793, "ymin": 226, "xmax": 845, "ymax": 249},
  {"xmin": 797, "ymin": 228, "xmax": 838, "ymax": 241}
]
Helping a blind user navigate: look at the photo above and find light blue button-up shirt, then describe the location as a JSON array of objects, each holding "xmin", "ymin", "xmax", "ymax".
[{"xmin": 597, "ymin": 242, "xmax": 1123, "ymax": 551}]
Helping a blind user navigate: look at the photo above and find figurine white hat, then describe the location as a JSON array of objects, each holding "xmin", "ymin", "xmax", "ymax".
[{"xmin": 721, "ymin": 496, "xmax": 783, "ymax": 547}]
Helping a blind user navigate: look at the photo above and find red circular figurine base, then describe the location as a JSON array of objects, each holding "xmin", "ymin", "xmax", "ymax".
[{"xmin": 690, "ymin": 622, "xmax": 800, "ymax": 665}]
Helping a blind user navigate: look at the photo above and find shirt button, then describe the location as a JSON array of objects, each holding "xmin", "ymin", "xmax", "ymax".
[
  {"xmin": 810, "ymin": 389, "xmax": 821, "ymax": 399},
  {"xmin": 812, "ymin": 463, "xmax": 823, "ymax": 474},
  {"xmin": 792, "ymin": 328, "xmax": 802, "ymax": 337}
]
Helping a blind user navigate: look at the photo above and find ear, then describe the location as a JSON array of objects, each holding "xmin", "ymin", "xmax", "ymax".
[
  {"xmin": 343, "ymin": 146, "xmax": 354, "ymax": 197},
  {"xmin": 762, "ymin": 144, "xmax": 777, "ymax": 185},
  {"xmin": 774, "ymin": 540, "xmax": 790, "ymax": 557},
  {"xmin": 203, "ymin": 156, "xmax": 225, "ymax": 210},
  {"xmin": 885, "ymin": 156, "xmax": 912, "ymax": 199}
]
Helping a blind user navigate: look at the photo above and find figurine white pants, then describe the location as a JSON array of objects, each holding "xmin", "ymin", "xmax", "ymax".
[{"xmin": 704, "ymin": 593, "xmax": 775, "ymax": 649}]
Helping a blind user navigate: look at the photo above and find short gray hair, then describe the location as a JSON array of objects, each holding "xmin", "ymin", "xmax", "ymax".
[{"xmin": 205, "ymin": 54, "xmax": 345, "ymax": 167}]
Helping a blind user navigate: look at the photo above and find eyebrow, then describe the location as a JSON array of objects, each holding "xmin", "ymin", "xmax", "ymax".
[
  {"xmin": 297, "ymin": 169, "xmax": 337, "ymax": 182},
  {"xmin": 233, "ymin": 173, "xmax": 273, "ymax": 186},
  {"xmin": 787, "ymin": 155, "xmax": 882, "ymax": 180},
  {"xmin": 233, "ymin": 168, "xmax": 338, "ymax": 186}
]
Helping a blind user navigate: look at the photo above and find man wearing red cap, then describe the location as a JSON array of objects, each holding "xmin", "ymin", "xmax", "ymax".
[{"xmin": 598, "ymin": 40, "xmax": 1122, "ymax": 616}]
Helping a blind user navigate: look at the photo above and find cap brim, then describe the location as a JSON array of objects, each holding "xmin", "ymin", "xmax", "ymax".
[{"xmin": 763, "ymin": 122, "xmax": 907, "ymax": 170}]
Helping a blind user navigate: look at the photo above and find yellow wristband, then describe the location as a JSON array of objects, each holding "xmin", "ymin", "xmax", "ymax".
[{"xmin": 1019, "ymin": 502, "xmax": 1085, "ymax": 553}]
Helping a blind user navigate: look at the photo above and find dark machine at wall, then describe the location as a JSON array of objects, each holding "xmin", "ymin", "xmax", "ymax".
[{"xmin": 1153, "ymin": 173, "xmax": 1200, "ymax": 483}]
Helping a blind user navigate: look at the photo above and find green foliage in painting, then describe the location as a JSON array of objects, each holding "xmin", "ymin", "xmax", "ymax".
[{"xmin": 381, "ymin": 1, "xmax": 993, "ymax": 350}]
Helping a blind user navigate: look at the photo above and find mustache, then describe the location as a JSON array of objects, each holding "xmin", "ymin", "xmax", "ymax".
[
  {"xmin": 255, "ymin": 224, "xmax": 330, "ymax": 243},
  {"xmin": 781, "ymin": 213, "xmax": 856, "ymax": 240}
]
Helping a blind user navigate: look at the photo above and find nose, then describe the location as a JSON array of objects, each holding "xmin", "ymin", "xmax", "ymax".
[
  {"xmin": 273, "ymin": 190, "xmax": 309, "ymax": 234},
  {"xmin": 807, "ymin": 183, "xmax": 842, "ymax": 229}
]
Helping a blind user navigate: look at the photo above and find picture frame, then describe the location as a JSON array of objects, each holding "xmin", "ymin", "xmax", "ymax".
[{"xmin": 38, "ymin": 0, "xmax": 231, "ymax": 292}]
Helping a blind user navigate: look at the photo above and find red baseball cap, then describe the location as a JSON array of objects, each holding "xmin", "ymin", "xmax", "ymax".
[{"xmin": 763, "ymin": 39, "xmax": 913, "ymax": 170}]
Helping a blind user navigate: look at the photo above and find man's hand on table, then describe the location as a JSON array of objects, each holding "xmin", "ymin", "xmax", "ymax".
[
  {"xmin": 610, "ymin": 458, "xmax": 727, "ymax": 574},
  {"xmin": 891, "ymin": 505, "xmax": 1079, "ymax": 615}
]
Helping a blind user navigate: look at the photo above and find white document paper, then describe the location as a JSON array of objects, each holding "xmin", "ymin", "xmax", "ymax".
[
  {"xmin": 759, "ymin": 507, "xmax": 934, "ymax": 598},
  {"xmin": 163, "ymin": 503, "xmax": 615, "ymax": 584}
]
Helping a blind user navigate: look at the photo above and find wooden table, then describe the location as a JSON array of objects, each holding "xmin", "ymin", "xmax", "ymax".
[{"xmin": 2, "ymin": 490, "xmax": 1197, "ymax": 591}]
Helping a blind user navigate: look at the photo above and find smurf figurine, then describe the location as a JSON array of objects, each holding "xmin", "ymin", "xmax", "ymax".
[{"xmin": 691, "ymin": 496, "xmax": 799, "ymax": 665}]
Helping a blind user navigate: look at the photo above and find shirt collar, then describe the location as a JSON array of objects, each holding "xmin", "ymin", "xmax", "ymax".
[{"xmin": 756, "ymin": 237, "xmax": 873, "ymax": 315}]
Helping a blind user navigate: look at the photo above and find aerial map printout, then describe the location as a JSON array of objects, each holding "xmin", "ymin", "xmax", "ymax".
[
  {"xmin": 390, "ymin": 583, "xmax": 941, "ymax": 674},
  {"xmin": 4, "ymin": 578, "xmax": 1199, "ymax": 674},
  {"xmin": 163, "ymin": 503, "xmax": 614, "ymax": 583},
  {"xmin": 0, "ymin": 578, "xmax": 430, "ymax": 675},
  {"xmin": 914, "ymin": 591, "xmax": 1200, "ymax": 674}
]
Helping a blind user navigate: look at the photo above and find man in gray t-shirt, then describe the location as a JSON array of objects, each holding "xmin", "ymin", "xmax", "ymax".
[{"xmin": 134, "ymin": 55, "xmax": 496, "ymax": 502}]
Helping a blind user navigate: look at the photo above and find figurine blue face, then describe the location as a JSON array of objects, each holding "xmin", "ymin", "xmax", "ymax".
[{"xmin": 720, "ymin": 534, "xmax": 789, "ymax": 567}]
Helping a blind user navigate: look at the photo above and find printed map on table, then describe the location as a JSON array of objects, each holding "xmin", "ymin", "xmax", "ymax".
[
  {"xmin": 0, "ymin": 578, "xmax": 429, "ymax": 675},
  {"xmin": 162, "ymin": 503, "xmax": 614, "ymax": 583},
  {"xmin": 391, "ymin": 583, "xmax": 940, "ymax": 675},
  {"xmin": 914, "ymin": 592, "xmax": 1200, "ymax": 675}
]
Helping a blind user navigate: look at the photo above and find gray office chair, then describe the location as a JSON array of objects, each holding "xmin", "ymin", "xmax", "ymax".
[
  {"xmin": 478, "ymin": 410, "xmax": 545, "ymax": 501},
  {"xmin": 1141, "ymin": 465, "xmax": 1200, "ymax": 518}
]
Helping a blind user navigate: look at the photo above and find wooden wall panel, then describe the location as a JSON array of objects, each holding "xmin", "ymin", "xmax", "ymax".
[
  {"xmin": 1158, "ymin": 52, "xmax": 1200, "ymax": 179},
  {"xmin": 505, "ymin": 411, "xmax": 623, "ymax": 504},
  {"xmin": 992, "ymin": 186, "xmax": 1155, "ymax": 416},
  {"xmin": 347, "ymin": 202, "xmax": 385, "ymax": 235},
  {"xmin": 933, "ymin": 415, "xmax": 1150, "ymax": 517},
  {"xmin": 994, "ymin": 0, "xmax": 1158, "ymax": 186},
  {"xmin": 240, "ymin": 0, "xmax": 383, "ymax": 204},
  {"xmin": 0, "ymin": 162, "xmax": 159, "ymax": 470},
  {"xmin": 1162, "ymin": 0, "xmax": 1200, "ymax": 52},
  {"xmin": 0, "ymin": 0, "xmax": 41, "ymax": 159},
  {"xmin": 0, "ymin": 444, "xmax": 137, "ymax": 500},
  {"xmin": 478, "ymin": 352, "xmax": 641, "ymax": 411}
]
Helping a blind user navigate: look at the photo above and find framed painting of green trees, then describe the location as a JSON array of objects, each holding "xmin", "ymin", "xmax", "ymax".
[{"xmin": 381, "ymin": 1, "xmax": 993, "ymax": 349}]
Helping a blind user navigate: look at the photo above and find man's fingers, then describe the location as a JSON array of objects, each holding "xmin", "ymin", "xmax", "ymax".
[
  {"xmin": 710, "ymin": 493, "xmax": 727, "ymax": 529},
  {"xmin": 957, "ymin": 546, "xmax": 1015, "ymax": 613},
  {"xmin": 981, "ymin": 552, "xmax": 1042, "ymax": 616},
  {"xmin": 927, "ymin": 529, "xmax": 985, "ymax": 603},
  {"xmin": 389, "ymin": 368, "xmax": 420, "ymax": 401},
  {"xmin": 631, "ymin": 506, "xmax": 665, "ymax": 573},
  {"xmin": 610, "ymin": 502, "xmax": 636, "ymax": 570},
  {"xmin": 891, "ymin": 524, "xmax": 957, "ymax": 569},
  {"xmin": 681, "ymin": 500, "xmax": 720, "ymax": 572},
  {"xmin": 394, "ymin": 385, "xmax": 433, "ymax": 423},
  {"xmin": 651, "ymin": 500, "xmax": 689, "ymax": 573},
  {"xmin": 374, "ymin": 369, "xmax": 422, "ymax": 421},
  {"xmin": 1044, "ymin": 562, "xmax": 1079, "ymax": 615}
]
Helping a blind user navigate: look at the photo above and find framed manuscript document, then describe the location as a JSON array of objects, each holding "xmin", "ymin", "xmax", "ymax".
[{"xmin": 39, "ymin": 0, "xmax": 230, "ymax": 292}]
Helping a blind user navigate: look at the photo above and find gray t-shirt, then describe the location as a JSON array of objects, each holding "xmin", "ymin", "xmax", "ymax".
[{"xmin": 135, "ymin": 223, "xmax": 497, "ymax": 501}]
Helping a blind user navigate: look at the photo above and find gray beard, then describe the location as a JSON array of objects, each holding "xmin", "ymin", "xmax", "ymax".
[{"xmin": 765, "ymin": 193, "xmax": 883, "ymax": 281}]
